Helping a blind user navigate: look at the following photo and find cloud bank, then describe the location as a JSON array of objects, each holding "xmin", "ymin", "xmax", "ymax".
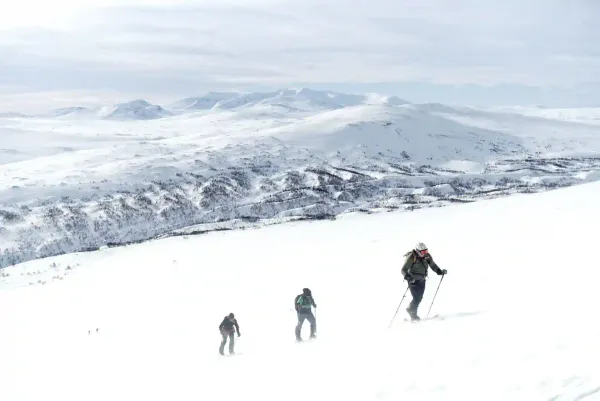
[{"xmin": 1, "ymin": 0, "xmax": 599, "ymax": 111}]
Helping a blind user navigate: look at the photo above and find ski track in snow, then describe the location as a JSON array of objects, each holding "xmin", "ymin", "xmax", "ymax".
[{"xmin": 1, "ymin": 180, "xmax": 600, "ymax": 401}]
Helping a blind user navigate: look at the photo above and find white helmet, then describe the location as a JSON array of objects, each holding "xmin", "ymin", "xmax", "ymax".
[{"xmin": 415, "ymin": 242, "xmax": 428, "ymax": 251}]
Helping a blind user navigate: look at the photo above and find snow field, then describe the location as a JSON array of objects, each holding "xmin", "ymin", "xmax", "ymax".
[{"xmin": 2, "ymin": 180, "xmax": 600, "ymax": 400}]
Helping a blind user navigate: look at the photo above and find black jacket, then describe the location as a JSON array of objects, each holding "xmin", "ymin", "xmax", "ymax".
[
  {"xmin": 402, "ymin": 250, "xmax": 443, "ymax": 281},
  {"xmin": 219, "ymin": 316, "xmax": 240, "ymax": 335}
]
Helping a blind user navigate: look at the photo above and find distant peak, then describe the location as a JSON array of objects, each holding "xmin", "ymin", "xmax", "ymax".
[{"xmin": 118, "ymin": 99, "xmax": 152, "ymax": 107}]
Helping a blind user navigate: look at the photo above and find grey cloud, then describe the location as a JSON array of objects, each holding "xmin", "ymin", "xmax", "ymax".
[{"xmin": 0, "ymin": 0, "xmax": 599, "ymax": 108}]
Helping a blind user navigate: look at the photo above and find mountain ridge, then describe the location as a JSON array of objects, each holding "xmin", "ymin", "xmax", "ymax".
[
  {"xmin": 1, "ymin": 88, "xmax": 412, "ymax": 119},
  {"xmin": 1, "ymin": 90, "xmax": 600, "ymax": 268}
]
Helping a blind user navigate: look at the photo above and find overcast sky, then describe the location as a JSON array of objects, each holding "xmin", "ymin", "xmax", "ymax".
[{"xmin": 1, "ymin": 0, "xmax": 599, "ymax": 112}]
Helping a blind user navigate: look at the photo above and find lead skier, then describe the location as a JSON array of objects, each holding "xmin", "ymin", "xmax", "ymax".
[{"xmin": 401, "ymin": 242, "xmax": 447, "ymax": 321}]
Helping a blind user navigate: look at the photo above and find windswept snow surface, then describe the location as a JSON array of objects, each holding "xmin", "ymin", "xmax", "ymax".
[
  {"xmin": 1, "ymin": 181, "xmax": 600, "ymax": 401},
  {"xmin": 1, "ymin": 90, "xmax": 600, "ymax": 268}
]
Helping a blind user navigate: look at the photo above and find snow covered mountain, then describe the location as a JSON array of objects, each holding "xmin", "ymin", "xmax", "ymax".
[
  {"xmin": 38, "ymin": 100, "xmax": 173, "ymax": 120},
  {"xmin": 169, "ymin": 92, "xmax": 240, "ymax": 111},
  {"xmin": 210, "ymin": 88, "xmax": 409, "ymax": 112},
  {"xmin": 97, "ymin": 99, "xmax": 173, "ymax": 120},
  {"xmin": 0, "ymin": 89, "xmax": 410, "ymax": 119},
  {"xmin": 168, "ymin": 88, "xmax": 410, "ymax": 114},
  {"xmin": 1, "ymin": 180, "xmax": 599, "ymax": 401},
  {"xmin": 1, "ymin": 89, "xmax": 600, "ymax": 268},
  {"xmin": 49, "ymin": 106, "xmax": 93, "ymax": 118}
]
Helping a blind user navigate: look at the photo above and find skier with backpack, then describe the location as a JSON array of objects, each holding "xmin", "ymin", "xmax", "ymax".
[
  {"xmin": 218, "ymin": 313, "xmax": 240, "ymax": 355},
  {"xmin": 295, "ymin": 288, "xmax": 317, "ymax": 342},
  {"xmin": 402, "ymin": 242, "xmax": 447, "ymax": 321}
]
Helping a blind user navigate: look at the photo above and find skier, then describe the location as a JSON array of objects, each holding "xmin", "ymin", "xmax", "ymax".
[
  {"xmin": 401, "ymin": 242, "xmax": 447, "ymax": 321},
  {"xmin": 218, "ymin": 313, "xmax": 240, "ymax": 355},
  {"xmin": 295, "ymin": 288, "xmax": 317, "ymax": 341}
]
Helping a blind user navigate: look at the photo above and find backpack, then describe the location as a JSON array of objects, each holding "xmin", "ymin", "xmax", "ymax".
[{"xmin": 295, "ymin": 294, "xmax": 312, "ymax": 312}]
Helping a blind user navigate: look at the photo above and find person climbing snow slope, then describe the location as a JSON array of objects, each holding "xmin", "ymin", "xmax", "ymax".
[
  {"xmin": 295, "ymin": 288, "xmax": 317, "ymax": 341},
  {"xmin": 401, "ymin": 242, "xmax": 447, "ymax": 321},
  {"xmin": 218, "ymin": 313, "xmax": 240, "ymax": 355}
]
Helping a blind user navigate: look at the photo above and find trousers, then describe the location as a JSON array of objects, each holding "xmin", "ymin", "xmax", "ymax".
[
  {"xmin": 295, "ymin": 311, "xmax": 316, "ymax": 340},
  {"xmin": 219, "ymin": 331, "xmax": 235, "ymax": 354},
  {"xmin": 407, "ymin": 279, "xmax": 426, "ymax": 315}
]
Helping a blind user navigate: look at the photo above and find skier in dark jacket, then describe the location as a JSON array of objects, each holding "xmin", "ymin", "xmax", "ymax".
[
  {"xmin": 218, "ymin": 313, "xmax": 240, "ymax": 355},
  {"xmin": 401, "ymin": 242, "xmax": 447, "ymax": 321},
  {"xmin": 295, "ymin": 288, "xmax": 317, "ymax": 341}
]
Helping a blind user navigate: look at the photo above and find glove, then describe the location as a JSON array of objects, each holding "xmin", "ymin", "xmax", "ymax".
[
  {"xmin": 313, "ymin": 303, "xmax": 317, "ymax": 308},
  {"xmin": 404, "ymin": 274, "xmax": 415, "ymax": 284},
  {"xmin": 238, "ymin": 332, "xmax": 241, "ymax": 337},
  {"xmin": 439, "ymin": 269, "xmax": 447, "ymax": 275}
]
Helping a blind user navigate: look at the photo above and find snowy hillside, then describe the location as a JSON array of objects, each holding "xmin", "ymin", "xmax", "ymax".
[
  {"xmin": 50, "ymin": 106, "xmax": 93, "ymax": 118},
  {"xmin": 97, "ymin": 99, "xmax": 173, "ymax": 120},
  {"xmin": 489, "ymin": 105, "xmax": 600, "ymax": 126},
  {"xmin": 212, "ymin": 88, "xmax": 409, "ymax": 112},
  {"xmin": 169, "ymin": 92, "xmax": 240, "ymax": 111},
  {"xmin": 168, "ymin": 88, "xmax": 409, "ymax": 114},
  {"xmin": 36, "ymin": 100, "xmax": 173, "ymax": 120},
  {"xmin": 1, "ymin": 89, "xmax": 600, "ymax": 268},
  {"xmin": 1, "ymin": 181, "xmax": 599, "ymax": 401}
]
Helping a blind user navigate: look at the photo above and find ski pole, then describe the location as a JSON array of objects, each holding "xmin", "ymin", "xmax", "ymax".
[
  {"xmin": 388, "ymin": 285, "xmax": 409, "ymax": 328},
  {"xmin": 426, "ymin": 274, "xmax": 445, "ymax": 317}
]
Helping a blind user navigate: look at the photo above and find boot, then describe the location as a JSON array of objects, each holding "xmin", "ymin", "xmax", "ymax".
[{"xmin": 406, "ymin": 307, "xmax": 420, "ymax": 321}]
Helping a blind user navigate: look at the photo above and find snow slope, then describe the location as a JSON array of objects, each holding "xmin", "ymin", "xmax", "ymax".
[
  {"xmin": 168, "ymin": 88, "xmax": 408, "ymax": 114},
  {"xmin": 1, "ymin": 90, "xmax": 600, "ymax": 268},
  {"xmin": 210, "ymin": 88, "xmax": 408, "ymax": 112},
  {"xmin": 36, "ymin": 100, "xmax": 173, "ymax": 120},
  {"xmin": 421, "ymin": 103, "xmax": 600, "ymax": 157},
  {"xmin": 1, "ymin": 181, "xmax": 599, "ymax": 401},
  {"xmin": 169, "ymin": 92, "xmax": 240, "ymax": 111},
  {"xmin": 0, "ymin": 118, "xmax": 138, "ymax": 164},
  {"xmin": 489, "ymin": 106, "xmax": 600, "ymax": 126},
  {"xmin": 97, "ymin": 99, "xmax": 173, "ymax": 120}
]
